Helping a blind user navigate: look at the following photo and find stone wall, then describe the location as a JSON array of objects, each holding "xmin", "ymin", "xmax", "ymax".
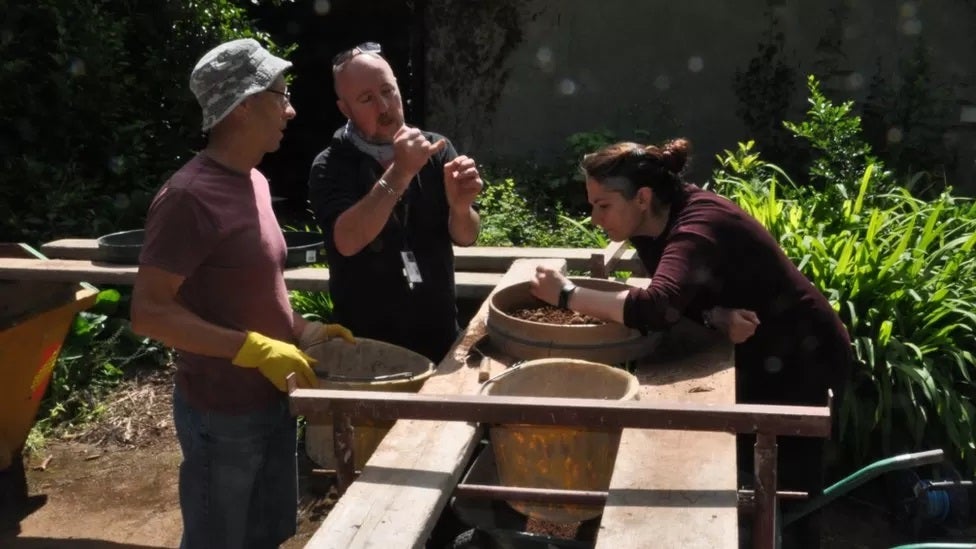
[{"xmin": 423, "ymin": 0, "xmax": 976, "ymax": 191}]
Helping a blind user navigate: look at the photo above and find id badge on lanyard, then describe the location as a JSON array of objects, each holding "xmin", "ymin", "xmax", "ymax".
[
  {"xmin": 401, "ymin": 250, "xmax": 423, "ymax": 289},
  {"xmin": 394, "ymin": 197, "xmax": 423, "ymax": 289}
]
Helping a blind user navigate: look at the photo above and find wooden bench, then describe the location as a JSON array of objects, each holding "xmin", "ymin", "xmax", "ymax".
[
  {"xmin": 38, "ymin": 238, "xmax": 646, "ymax": 275},
  {"xmin": 0, "ymin": 256, "xmax": 501, "ymax": 299},
  {"xmin": 596, "ymin": 321, "xmax": 737, "ymax": 548},
  {"xmin": 297, "ymin": 259, "xmax": 742, "ymax": 548},
  {"xmin": 5, "ymin": 240, "xmax": 650, "ymax": 300}
]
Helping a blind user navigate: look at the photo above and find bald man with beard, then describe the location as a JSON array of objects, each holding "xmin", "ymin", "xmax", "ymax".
[{"xmin": 307, "ymin": 42, "xmax": 483, "ymax": 363}]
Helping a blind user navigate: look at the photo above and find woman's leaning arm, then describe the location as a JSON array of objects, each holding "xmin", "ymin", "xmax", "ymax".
[{"xmin": 564, "ymin": 287, "xmax": 629, "ymax": 325}]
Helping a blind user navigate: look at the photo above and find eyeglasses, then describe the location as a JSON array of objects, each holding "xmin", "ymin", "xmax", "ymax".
[
  {"xmin": 264, "ymin": 88, "xmax": 292, "ymax": 103},
  {"xmin": 332, "ymin": 42, "xmax": 382, "ymax": 68}
]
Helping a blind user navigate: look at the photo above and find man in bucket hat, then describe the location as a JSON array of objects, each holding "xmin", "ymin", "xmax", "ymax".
[{"xmin": 131, "ymin": 39, "xmax": 354, "ymax": 548}]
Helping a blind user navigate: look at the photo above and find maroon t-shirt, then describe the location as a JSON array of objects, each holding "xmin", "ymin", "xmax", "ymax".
[
  {"xmin": 624, "ymin": 184, "xmax": 851, "ymax": 405},
  {"xmin": 139, "ymin": 154, "xmax": 294, "ymax": 413}
]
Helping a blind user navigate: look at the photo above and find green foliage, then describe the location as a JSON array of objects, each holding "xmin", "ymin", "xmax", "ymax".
[
  {"xmin": 290, "ymin": 288, "xmax": 334, "ymax": 323},
  {"xmin": 564, "ymin": 129, "xmax": 619, "ymax": 165},
  {"xmin": 732, "ymin": 7, "xmax": 801, "ymax": 172},
  {"xmin": 860, "ymin": 38, "xmax": 955, "ymax": 191},
  {"xmin": 712, "ymin": 77, "xmax": 976, "ymax": 473},
  {"xmin": 784, "ymin": 76, "xmax": 891, "ymax": 194},
  {"xmin": 0, "ymin": 0, "xmax": 293, "ymax": 246},
  {"xmin": 477, "ymin": 176, "xmax": 604, "ymax": 248},
  {"xmin": 482, "ymin": 129, "xmax": 654, "ymax": 219},
  {"xmin": 36, "ymin": 288, "xmax": 172, "ymax": 434},
  {"xmin": 279, "ymin": 224, "xmax": 334, "ymax": 322}
]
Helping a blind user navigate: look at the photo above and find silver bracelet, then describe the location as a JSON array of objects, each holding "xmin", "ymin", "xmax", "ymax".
[{"xmin": 377, "ymin": 178, "xmax": 399, "ymax": 199}]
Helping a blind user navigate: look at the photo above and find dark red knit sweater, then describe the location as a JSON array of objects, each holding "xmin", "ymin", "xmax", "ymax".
[{"xmin": 624, "ymin": 184, "xmax": 851, "ymax": 405}]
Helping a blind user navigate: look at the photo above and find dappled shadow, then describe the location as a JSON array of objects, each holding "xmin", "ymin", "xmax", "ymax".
[
  {"xmin": 637, "ymin": 319, "xmax": 734, "ymax": 387},
  {"xmin": 0, "ymin": 539, "xmax": 171, "ymax": 549},
  {"xmin": 0, "ymin": 494, "xmax": 47, "ymax": 539}
]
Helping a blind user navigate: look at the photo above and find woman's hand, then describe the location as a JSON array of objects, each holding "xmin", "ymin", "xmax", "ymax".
[
  {"xmin": 707, "ymin": 307, "xmax": 760, "ymax": 343},
  {"xmin": 529, "ymin": 266, "xmax": 570, "ymax": 306}
]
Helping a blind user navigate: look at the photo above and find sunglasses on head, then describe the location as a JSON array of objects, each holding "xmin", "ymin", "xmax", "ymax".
[{"xmin": 332, "ymin": 42, "xmax": 382, "ymax": 68}]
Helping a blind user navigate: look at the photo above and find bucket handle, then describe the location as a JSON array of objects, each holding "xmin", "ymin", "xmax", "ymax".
[
  {"xmin": 323, "ymin": 371, "xmax": 415, "ymax": 383},
  {"xmin": 478, "ymin": 361, "xmax": 526, "ymax": 393}
]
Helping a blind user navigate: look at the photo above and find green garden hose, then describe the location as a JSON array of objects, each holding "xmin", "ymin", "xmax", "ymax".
[{"xmin": 782, "ymin": 449, "xmax": 945, "ymax": 527}]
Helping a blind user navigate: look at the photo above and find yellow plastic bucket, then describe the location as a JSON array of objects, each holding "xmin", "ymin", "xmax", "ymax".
[
  {"xmin": 482, "ymin": 358, "xmax": 639, "ymax": 523},
  {"xmin": 302, "ymin": 337, "xmax": 435, "ymax": 470}
]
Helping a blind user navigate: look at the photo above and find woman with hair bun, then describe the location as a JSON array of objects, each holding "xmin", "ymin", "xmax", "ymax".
[{"xmin": 531, "ymin": 138, "xmax": 851, "ymax": 548}]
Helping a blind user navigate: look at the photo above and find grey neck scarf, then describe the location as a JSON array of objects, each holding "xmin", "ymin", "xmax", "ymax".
[{"xmin": 343, "ymin": 121, "xmax": 395, "ymax": 166}]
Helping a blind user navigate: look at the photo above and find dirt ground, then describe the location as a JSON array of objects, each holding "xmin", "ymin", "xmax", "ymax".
[
  {"xmin": 0, "ymin": 366, "xmax": 972, "ymax": 548},
  {"xmin": 0, "ymin": 367, "xmax": 337, "ymax": 549}
]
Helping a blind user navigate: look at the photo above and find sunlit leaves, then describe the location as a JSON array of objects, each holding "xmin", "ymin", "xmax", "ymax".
[{"xmin": 711, "ymin": 77, "xmax": 976, "ymax": 473}]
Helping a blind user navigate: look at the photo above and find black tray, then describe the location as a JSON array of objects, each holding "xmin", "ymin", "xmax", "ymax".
[
  {"xmin": 95, "ymin": 229, "xmax": 325, "ymax": 268},
  {"xmin": 283, "ymin": 231, "xmax": 325, "ymax": 268},
  {"xmin": 96, "ymin": 229, "xmax": 144, "ymax": 264}
]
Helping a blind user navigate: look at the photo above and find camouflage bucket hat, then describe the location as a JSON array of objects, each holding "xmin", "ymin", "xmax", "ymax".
[{"xmin": 189, "ymin": 38, "xmax": 292, "ymax": 131}]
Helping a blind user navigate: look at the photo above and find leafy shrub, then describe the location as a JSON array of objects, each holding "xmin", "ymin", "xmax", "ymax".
[
  {"xmin": 860, "ymin": 38, "xmax": 955, "ymax": 192},
  {"xmin": 712, "ymin": 77, "xmax": 976, "ymax": 473},
  {"xmin": 0, "ymin": 0, "xmax": 292, "ymax": 246},
  {"xmin": 732, "ymin": 7, "xmax": 802, "ymax": 175},
  {"xmin": 36, "ymin": 288, "xmax": 172, "ymax": 434},
  {"xmin": 784, "ymin": 76, "xmax": 893, "ymax": 199},
  {"xmin": 477, "ymin": 175, "xmax": 605, "ymax": 248}
]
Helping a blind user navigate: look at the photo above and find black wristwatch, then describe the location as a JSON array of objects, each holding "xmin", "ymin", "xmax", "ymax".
[
  {"xmin": 702, "ymin": 309, "xmax": 716, "ymax": 330},
  {"xmin": 557, "ymin": 282, "xmax": 578, "ymax": 309}
]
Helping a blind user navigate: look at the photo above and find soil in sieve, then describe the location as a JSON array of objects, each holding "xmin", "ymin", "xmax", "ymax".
[
  {"xmin": 509, "ymin": 305, "xmax": 604, "ymax": 325},
  {"xmin": 524, "ymin": 517, "xmax": 581, "ymax": 539}
]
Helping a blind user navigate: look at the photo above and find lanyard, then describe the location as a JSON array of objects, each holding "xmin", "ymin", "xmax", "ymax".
[
  {"xmin": 390, "ymin": 172, "xmax": 424, "ymax": 252},
  {"xmin": 390, "ymin": 193, "xmax": 411, "ymax": 251}
]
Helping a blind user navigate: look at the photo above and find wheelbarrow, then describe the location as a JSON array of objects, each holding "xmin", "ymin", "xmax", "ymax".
[{"xmin": 0, "ymin": 243, "xmax": 99, "ymax": 530}]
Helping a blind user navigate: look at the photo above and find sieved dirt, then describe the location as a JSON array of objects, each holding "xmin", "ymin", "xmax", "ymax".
[
  {"xmin": 524, "ymin": 516, "xmax": 580, "ymax": 539},
  {"xmin": 509, "ymin": 305, "xmax": 604, "ymax": 325}
]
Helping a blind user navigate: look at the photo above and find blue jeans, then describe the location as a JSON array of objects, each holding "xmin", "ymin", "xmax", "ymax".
[{"xmin": 172, "ymin": 386, "xmax": 298, "ymax": 549}]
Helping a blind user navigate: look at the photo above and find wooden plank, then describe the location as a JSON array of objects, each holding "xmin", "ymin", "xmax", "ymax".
[
  {"xmin": 0, "ymin": 258, "xmax": 503, "ymax": 300},
  {"xmin": 304, "ymin": 258, "xmax": 567, "ymax": 549},
  {"xmin": 0, "ymin": 258, "xmax": 138, "ymax": 285},
  {"xmin": 589, "ymin": 240, "xmax": 631, "ymax": 278},
  {"xmin": 291, "ymin": 390, "xmax": 828, "ymax": 436},
  {"xmin": 453, "ymin": 246, "xmax": 643, "ymax": 273},
  {"xmin": 281, "ymin": 267, "xmax": 504, "ymax": 299},
  {"xmin": 0, "ymin": 244, "xmax": 79, "ymax": 327},
  {"xmin": 595, "ymin": 320, "xmax": 737, "ymax": 549},
  {"xmin": 39, "ymin": 239, "xmax": 99, "ymax": 260},
  {"xmin": 39, "ymin": 238, "xmax": 645, "ymax": 273}
]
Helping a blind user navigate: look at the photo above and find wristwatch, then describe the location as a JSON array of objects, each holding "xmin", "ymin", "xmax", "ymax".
[
  {"xmin": 702, "ymin": 309, "xmax": 716, "ymax": 330},
  {"xmin": 557, "ymin": 282, "xmax": 578, "ymax": 310}
]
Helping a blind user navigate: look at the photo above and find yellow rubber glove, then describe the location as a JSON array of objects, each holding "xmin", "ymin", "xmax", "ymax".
[
  {"xmin": 323, "ymin": 323, "xmax": 355, "ymax": 343},
  {"xmin": 232, "ymin": 331, "xmax": 318, "ymax": 391},
  {"xmin": 299, "ymin": 321, "xmax": 356, "ymax": 349}
]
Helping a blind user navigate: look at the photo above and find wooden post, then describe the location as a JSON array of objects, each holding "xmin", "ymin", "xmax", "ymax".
[
  {"xmin": 333, "ymin": 412, "xmax": 355, "ymax": 496},
  {"xmin": 589, "ymin": 240, "xmax": 630, "ymax": 278},
  {"xmin": 753, "ymin": 433, "xmax": 779, "ymax": 549}
]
